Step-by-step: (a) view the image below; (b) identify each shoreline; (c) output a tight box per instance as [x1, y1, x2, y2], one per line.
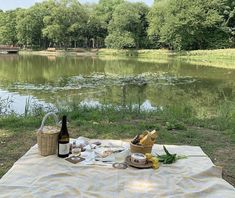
[19, 50, 97, 57]
[18, 48, 235, 69]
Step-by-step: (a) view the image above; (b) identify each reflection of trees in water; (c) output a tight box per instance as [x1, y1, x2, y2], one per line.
[4, 78, 235, 117]
[0, 55, 235, 116]
[0, 56, 106, 83]
[146, 80, 235, 118]
[1, 55, 235, 83]
[122, 84, 127, 107]
[121, 83, 147, 109]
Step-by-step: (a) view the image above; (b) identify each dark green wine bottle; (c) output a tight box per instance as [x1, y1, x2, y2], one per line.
[58, 115, 70, 158]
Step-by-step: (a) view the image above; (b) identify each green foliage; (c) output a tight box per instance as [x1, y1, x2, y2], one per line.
[84, 4, 107, 48]
[105, 2, 149, 49]
[105, 31, 136, 49]
[16, 2, 51, 47]
[165, 121, 187, 131]
[224, 0, 235, 46]
[42, 0, 87, 47]
[0, 0, 234, 50]
[91, 0, 125, 47]
[148, 0, 231, 50]
[0, 10, 18, 45]
[95, 0, 124, 25]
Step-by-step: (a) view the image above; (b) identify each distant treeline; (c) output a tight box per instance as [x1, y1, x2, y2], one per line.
[0, 0, 234, 50]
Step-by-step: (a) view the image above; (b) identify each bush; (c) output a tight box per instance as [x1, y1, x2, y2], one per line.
[105, 31, 135, 49]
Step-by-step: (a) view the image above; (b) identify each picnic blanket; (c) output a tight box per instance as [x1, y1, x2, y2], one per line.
[0, 139, 234, 198]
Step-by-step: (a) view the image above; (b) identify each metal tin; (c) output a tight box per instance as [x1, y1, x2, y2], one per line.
[112, 163, 128, 169]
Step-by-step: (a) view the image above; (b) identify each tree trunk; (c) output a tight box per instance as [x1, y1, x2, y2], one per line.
[92, 38, 95, 48]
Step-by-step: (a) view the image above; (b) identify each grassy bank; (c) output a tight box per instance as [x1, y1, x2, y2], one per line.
[19, 48, 97, 57]
[97, 49, 170, 58]
[18, 48, 235, 69]
[97, 48, 235, 69]
[0, 103, 235, 186]
[179, 49, 235, 69]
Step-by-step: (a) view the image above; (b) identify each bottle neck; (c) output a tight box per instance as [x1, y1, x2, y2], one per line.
[62, 116, 67, 127]
[61, 116, 68, 133]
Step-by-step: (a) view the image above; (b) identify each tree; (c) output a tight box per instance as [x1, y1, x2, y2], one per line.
[148, 0, 229, 50]
[0, 0, 233, 50]
[94, 0, 125, 45]
[105, 2, 149, 49]
[16, 2, 52, 48]
[67, 0, 89, 48]
[95, 0, 124, 25]
[84, 7, 107, 48]
[42, 0, 89, 48]
[105, 31, 135, 49]
[224, 0, 235, 46]
[42, 0, 71, 47]
[0, 10, 18, 45]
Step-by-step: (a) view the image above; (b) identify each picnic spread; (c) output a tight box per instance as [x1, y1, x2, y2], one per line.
[0, 113, 235, 197]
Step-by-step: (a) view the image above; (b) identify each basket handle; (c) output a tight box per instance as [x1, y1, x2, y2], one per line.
[38, 112, 60, 132]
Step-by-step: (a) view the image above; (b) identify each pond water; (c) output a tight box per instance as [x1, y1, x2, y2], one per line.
[0, 54, 235, 116]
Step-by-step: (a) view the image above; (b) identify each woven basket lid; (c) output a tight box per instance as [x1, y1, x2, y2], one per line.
[39, 126, 59, 134]
[38, 112, 60, 134]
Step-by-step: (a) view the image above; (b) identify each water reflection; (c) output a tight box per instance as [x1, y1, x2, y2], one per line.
[0, 54, 234, 115]
[77, 99, 157, 112]
[0, 89, 53, 114]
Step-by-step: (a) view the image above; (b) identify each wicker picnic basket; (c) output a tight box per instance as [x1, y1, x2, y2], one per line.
[130, 142, 153, 154]
[37, 112, 60, 156]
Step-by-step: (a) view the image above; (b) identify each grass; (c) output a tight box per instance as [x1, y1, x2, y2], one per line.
[19, 48, 235, 68]
[0, 103, 235, 186]
[19, 48, 97, 57]
[178, 49, 235, 69]
[97, 48, 170, 59]
[97, 48, 235, 69]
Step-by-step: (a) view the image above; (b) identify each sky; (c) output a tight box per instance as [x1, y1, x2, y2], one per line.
[0, 0, 154, 11]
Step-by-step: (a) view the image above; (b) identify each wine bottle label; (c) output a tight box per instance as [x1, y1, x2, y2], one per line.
[59, 143, 70, 155]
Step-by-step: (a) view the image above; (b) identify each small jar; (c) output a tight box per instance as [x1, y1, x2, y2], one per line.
[131, 153, 147, 165]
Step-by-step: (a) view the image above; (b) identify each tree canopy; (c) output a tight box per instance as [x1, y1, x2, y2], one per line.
[0, 0, 234, 50]
[148, 0, 231, 50]
[105, 2, 149, 49]
[0, 10, 17, 45]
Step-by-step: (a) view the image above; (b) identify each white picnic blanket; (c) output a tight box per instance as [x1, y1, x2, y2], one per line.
[0, 139, 234, 198]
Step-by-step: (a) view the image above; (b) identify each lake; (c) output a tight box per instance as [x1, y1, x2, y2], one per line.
[0, 54, 235, 117]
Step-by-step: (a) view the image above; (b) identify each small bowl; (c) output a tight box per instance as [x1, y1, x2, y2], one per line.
[130, 142, 153, 154]
[131, 153, 146, 165]
[126, 156, 152, 169]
